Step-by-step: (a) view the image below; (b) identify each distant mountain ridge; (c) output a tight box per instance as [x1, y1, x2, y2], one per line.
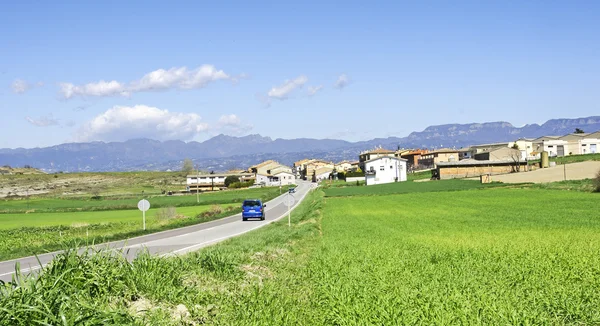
[1, 116, 599, 172]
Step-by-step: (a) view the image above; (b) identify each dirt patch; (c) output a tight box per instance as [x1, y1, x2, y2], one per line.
[477, 161, 600, 184]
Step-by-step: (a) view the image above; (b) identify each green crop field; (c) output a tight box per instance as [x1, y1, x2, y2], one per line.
[0, 187, 280, 213]
[324, 178, 507, 197]
[2, 182, 599, 324]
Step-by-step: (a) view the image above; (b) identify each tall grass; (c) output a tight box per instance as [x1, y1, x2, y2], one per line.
[3, 187, 600, 324]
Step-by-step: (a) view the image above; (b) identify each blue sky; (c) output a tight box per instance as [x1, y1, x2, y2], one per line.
[1, 1, 599, 148]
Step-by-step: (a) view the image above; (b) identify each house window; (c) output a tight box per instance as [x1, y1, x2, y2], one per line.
[380, 166, 385, 171]
[390, 166, 393, 169]
[582, 144, 587, 146]
[548, 145, 554, 148]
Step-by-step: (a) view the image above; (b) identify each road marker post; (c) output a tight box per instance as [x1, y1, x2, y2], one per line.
[287, 191, 295, 227]
[138, 199, 151, 230]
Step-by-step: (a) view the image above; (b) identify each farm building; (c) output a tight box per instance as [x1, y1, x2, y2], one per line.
[364, 156, 407, 186]
[473, 147, 522, 161]
[418, 148, 459, 168]
[435, 159, 527, 180]
[187, 172, 255, 191]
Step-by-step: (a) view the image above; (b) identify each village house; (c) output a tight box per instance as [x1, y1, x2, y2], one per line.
[358, 148, 395, 171]
[418, 148, 460, 168]
[293, 159, 311, 178]
[364, 156, 407, 186]
[303, 160, 334, 180]
[513, 138, 535, 159]
[314, 166, 334, 181]
[334, 160, 353, 172]
[399, 149, 429, 171]
[187, 172, 255, 191]
[532, 136, 567, 157]
[580, 131, 600, 154]
[251, 160, 296, 186]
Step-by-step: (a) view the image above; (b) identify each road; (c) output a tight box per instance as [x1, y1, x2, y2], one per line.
[0, 181, 315, 282]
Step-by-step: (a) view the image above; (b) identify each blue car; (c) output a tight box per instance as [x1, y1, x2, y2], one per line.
[242, 199, 266, 221]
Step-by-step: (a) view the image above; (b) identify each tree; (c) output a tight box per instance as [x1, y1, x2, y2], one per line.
[511, 143, 519, 150]
[574, 128, 585, 134]
[182, 159, 194, 174]
[224, 176, 240, 187]
[311, 170, 317, 183]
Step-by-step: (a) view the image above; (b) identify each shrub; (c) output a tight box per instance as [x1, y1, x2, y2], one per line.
[156, 206, 177, 221]
[225, 176, 240, 187]
[594, 169, 600, 193]
[229, 181, 254, 189]
[346, 171, 365, 178]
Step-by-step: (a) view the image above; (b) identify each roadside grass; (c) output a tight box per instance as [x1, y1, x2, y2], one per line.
[0, 204, 238, 230]
[324, 179, 506, 197]
[0, 187, 280, 214]
[0, 204, 241, 261]
[3, 186, 600, 324]
[0, 190, 324, 325]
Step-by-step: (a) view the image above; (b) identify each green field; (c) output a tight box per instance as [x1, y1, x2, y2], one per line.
[324, 178, 506, 197]
[0, 187, 281, 214]
[0, 204, 238, 229]
[3, 181, 600, 324]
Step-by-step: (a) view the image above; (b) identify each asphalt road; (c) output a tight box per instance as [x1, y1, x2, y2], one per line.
[0, 181, 315, 283]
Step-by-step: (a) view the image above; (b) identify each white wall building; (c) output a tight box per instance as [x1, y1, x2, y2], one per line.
[187, 173, 254, 190]
[364, 156, 407, 186]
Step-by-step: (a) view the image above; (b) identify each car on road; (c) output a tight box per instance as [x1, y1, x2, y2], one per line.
[242, 199, 266, 221]
[288, 187, 296, 193]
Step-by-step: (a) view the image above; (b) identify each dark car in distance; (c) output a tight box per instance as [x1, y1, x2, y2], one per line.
[242, 199, 266, 221]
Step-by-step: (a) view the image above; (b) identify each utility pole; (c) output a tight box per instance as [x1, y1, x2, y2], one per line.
[564, 163, 566, 181]
[196, 165, 200, 203]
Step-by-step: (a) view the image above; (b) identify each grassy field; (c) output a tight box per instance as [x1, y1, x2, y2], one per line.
[3, 180, 600, 324]
[0, 204, 238, 229]
[0, 186, 281, 260]
[0, 187, 280, 213]
[324, 178, 506, 197]
[528, 152, 600, 165]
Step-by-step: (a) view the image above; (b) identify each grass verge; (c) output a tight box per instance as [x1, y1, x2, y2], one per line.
[3, 185, 600, 324]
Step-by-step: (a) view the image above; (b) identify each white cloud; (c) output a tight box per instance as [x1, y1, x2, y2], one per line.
[74, 105, 209, 142]
[12, 79, 43, 94]
[267, 75, 308, 100]
[59, 80, 128, 99]
[216, 114, 253, 135]
[307, 85, 323, 96]
[218, 114, 241, 126]
[61, 65, 235, 99]
[334, 74, 350, 89]
[25, 114, 59, 127]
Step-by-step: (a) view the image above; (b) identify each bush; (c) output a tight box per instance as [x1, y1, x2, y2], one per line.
[346, 171, 365, 178]
[224, 176, 240, 187]
[594, 169, 600, 193]
[229, 181, 254, 189]
[337, 171, 346, 181]
[156, 207, 177, 221]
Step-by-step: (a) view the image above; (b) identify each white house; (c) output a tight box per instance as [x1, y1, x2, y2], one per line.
[364, 156, 407, 186]
[255, 164, 296, 186]
[580, 131, 600, 154]
[187, 172, 254, 191]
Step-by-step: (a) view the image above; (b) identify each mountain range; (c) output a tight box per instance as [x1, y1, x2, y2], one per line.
[1, 116, 599, 173]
